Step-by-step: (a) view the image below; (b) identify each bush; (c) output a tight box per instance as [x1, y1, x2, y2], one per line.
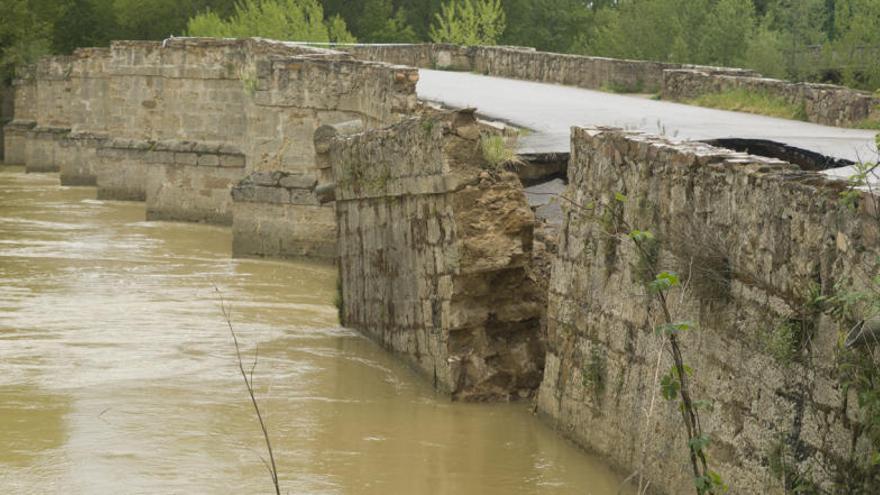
[429, 0, 506, 45]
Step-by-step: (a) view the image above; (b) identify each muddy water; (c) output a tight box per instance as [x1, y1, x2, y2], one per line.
[0, 166, 628, 494]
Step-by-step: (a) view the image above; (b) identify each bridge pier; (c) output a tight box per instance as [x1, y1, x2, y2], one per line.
[58, 132, 108, 186]
[144, 142, 246, 225]
[24, 127, 68, 173]
[3, 120, 35, 165]
[231, 171, 336, 260]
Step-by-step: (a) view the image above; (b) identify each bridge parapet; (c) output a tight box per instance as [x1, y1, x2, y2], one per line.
[343, 43, 757, 93]
[539, 126, 880, 494]
[663, 68, 880, 127]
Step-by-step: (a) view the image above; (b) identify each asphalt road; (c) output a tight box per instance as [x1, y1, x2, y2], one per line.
[417, 69, 879, 172]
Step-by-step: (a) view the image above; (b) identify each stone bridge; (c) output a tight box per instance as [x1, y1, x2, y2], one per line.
[3, 39, 880, 494]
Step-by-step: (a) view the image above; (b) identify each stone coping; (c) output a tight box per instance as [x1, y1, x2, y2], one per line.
[665, 68, 878, 97]
[66, 130, 110, 140]
[574, 126, 861, 198]
[97, 139, 246, 168]
[4, 119, 36, 131]
[28, 126, 71, 136]
[232, 171, 321, 205]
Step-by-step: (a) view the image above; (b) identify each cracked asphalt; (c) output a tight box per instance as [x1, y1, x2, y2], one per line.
[417, 69, 879, 176]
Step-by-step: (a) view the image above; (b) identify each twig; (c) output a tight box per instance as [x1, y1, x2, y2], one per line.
[215, 287, 281, 495]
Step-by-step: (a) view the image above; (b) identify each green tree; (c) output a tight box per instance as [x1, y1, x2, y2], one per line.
[0, 0, 61, 81]
[356, 0, 418, 42]
[52, 0, 117, 54]
[744, 17, 788, 78]
[187, 0, 354, 42]
[765, 0, 830, 80]
[112, 0, 226, 40]
[578, 0, 708, 63]
[429, 0, 505, 45]
[699, 0, 756, 66]
[503, 0, 594, 53]
[327, 14, 357, 43]
[833, 0, 880, 89]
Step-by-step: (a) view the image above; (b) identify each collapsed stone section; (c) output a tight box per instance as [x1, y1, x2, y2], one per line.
[332, 110, 545, 401]
[538, 127, 880, 493]
[663, 68, 880, 127]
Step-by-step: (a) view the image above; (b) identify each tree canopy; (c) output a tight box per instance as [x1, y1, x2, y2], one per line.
[186, 0, 352, 42]
[2, 0, 879, 90]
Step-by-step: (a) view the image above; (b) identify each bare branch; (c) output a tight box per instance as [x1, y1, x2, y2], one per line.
[215, 286, 281, 495]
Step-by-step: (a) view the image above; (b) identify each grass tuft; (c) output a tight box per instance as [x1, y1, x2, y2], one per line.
[854, 119, 880, 130]
[480, 135, 524, 171]
[685, 89, 807, 121]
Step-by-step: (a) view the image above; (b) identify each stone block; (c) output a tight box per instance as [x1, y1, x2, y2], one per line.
[279, 174, 317, 190]
[197, 154, 220, 167]
[174, 152, 198, 166]
[219, 154, 245, 168]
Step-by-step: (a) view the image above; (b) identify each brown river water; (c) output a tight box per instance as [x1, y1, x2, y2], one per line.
[0, 165, 629, 494]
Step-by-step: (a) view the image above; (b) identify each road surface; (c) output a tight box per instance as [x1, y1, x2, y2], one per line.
[417, 69, 878, 169]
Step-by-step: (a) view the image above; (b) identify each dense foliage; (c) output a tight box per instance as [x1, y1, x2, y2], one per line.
[2, 0, 880, 89]
[186, 0, 355, 43]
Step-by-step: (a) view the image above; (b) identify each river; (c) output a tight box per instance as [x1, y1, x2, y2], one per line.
[0, 165, 629, 494]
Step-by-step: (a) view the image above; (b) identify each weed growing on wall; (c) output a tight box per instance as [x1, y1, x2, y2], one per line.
[766, 434, 821, 494]
[582, 347, 607, 403]
[818, 133, 880, 492]
[239, 66, 259, 96]
[561, 190, 727, 495]
[479, 134, 523, 172]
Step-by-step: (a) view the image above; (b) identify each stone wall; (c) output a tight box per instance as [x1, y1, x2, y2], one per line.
[3, 67, 37, 165]
[25, 126, 69, 173]
[663, 69, 880, 127]
[225, 43, 418, 253]
[345, 44, 757, 93]
[231, 170, 334, 259]
[9, 37, 417, 237]
[332, 110, 545, 400]
[95, 139, 151, 201]
[538, 127, 880, 493]
[230, 120, 362, 261]
[0, 84, 14, 161]
[21, 56, 73, 173]
[58, 131, 108, 186]
[144, 141, 246, 224]
[98, 38, 416, 229]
